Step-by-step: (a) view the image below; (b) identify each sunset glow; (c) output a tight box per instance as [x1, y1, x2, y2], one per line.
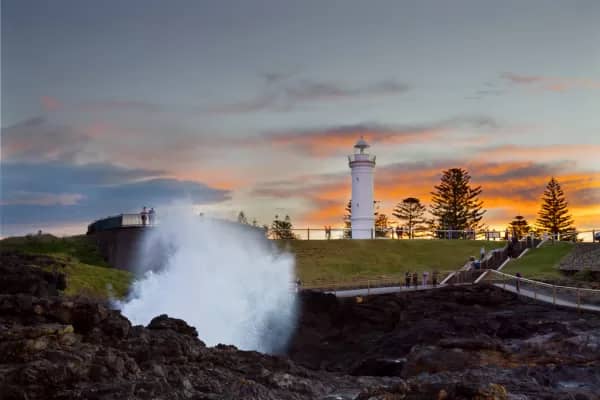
[1, 1, 598, 236]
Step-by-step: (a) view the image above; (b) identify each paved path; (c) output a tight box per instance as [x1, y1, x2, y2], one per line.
[327, 284, 447, 298]
[493, 283, 600, 312]
[321, 281, 600, 313]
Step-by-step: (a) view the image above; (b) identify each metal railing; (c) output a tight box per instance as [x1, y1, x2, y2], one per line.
[87, 214, 600, 243]
[478, 269, 600, 311]
[299, 271, 454, 292]
[269, 228, 600, 242]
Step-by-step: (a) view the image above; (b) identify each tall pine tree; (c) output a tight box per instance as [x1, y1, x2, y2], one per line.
[430, 168, 486, 237]
[536, 177, 574, 235]
[507, 215, 530, 240]
[393, 197, 427, 239]
[270, 214, 297, 239]
[343, 200, 352, 238]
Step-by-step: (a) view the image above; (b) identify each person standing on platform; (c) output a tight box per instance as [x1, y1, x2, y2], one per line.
[140, 206, 148, 226]
[405, 271, 411, 288]
[396, 226, 402, 240]
[412, 272, 418, 288]
[422, 271, 429, 286]
[148, 207, 156, 225]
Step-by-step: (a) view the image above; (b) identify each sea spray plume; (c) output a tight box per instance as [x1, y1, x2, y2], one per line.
[118, 210, 297, 353]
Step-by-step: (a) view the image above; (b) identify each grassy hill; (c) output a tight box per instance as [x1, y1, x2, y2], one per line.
[0, 234, 132, 299]
[281, 239, 506, 287]
[2, 233, 509, 294]
[501, 242, 574, 280]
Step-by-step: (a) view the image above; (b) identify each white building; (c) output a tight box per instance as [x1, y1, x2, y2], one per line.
[348, 137, 376, 239]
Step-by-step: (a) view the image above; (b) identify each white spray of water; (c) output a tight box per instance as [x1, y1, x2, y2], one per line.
[118, 209, 297, 353]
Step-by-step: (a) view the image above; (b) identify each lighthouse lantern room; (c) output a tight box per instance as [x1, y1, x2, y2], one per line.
[348, 137, 376, 239]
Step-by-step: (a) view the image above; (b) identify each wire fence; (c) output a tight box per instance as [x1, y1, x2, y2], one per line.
[88, 214, 600, 243]
[271, 228, 600, 242]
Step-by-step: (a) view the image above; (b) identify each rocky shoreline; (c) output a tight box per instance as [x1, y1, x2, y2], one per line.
[1, 251, 599, 399]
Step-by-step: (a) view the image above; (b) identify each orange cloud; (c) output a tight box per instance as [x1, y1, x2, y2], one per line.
[268, 127, 444, 157]
[263, 116, 498, 157]
[475, 144, 600, 163]
[255, 159, 600, 230]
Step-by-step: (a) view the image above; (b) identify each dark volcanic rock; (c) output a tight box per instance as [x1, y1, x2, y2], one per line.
[0, 253, 403, 400]
[2, 251, 600, 399]
[289, 286, 600, 398]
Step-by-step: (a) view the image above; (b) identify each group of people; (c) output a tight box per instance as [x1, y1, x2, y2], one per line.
[140, 206, 156, 226]
[404, 271, 439, 288]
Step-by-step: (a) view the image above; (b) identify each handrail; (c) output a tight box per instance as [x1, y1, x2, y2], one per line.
[485, 269, 600, 294]
[301, 272, 453, 291]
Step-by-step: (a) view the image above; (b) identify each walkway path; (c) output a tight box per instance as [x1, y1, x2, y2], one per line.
[327, 284, 448, 298]
[315, 271, 600, 313]
[493, 283, 600, 312]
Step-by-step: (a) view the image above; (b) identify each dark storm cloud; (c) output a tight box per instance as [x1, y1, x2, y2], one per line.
[1, 117, 90, 162]
[0, 161, 231, 227]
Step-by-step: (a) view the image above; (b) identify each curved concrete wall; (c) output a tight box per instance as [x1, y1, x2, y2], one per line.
[88, 227, 148, 271]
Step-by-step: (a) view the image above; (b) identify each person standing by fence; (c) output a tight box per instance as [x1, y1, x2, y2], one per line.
[140, 206, 148, 226]
[405, 271, 411, 288]
[148, 207, 156, 225]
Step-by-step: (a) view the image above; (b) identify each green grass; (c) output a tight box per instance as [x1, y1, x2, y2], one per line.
[1, 234, 132, 299]
[502, 242, 574, 280]
[0, 234, 109, 266]
[279, 239, 506, 286]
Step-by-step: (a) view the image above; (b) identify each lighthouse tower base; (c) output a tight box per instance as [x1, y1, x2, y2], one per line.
[351, 217, 374, 239]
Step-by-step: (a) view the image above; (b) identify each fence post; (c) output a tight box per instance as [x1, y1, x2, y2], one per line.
[533, 284, 537, 300]
[307, 227, 310, 240]
[371, 228, 374, 239]
[594, 230, 596, 243]
[367, 280, 370, 296]
[503, 273, 506, 290]
[577, 289, 581, 313]
[553, 286, 556, 306]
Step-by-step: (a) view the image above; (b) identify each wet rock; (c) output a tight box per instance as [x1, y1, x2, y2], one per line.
[147, 313, 199, 337]
[2, 252, 600, 399]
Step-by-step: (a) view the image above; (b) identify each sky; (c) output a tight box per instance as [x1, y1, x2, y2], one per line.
[1, 0, 599, 237]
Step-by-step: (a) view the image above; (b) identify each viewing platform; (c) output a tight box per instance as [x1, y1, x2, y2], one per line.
[87, 214, 154, 234]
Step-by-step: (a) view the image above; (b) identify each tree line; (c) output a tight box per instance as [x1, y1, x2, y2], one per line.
[346, 168, 575, 239]
[235, 168, 576, 240]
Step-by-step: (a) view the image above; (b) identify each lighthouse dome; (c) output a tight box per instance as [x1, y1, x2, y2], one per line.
[354, 137, 370, 153]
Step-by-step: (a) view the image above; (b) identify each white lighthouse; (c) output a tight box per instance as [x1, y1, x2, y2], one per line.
[348, 137, 376, 239]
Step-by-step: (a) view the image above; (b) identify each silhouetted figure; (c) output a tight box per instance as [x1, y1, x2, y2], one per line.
[140, 206, 148, 226]
[412, 272, 418, 288]
[148, 207, 156, 225]
[405, 271, 411, 288]
[396, 226, 402, 240]
[432, 271, 438, 287]
[515, 272, 522, 292]
[422, 271, 429, 286]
